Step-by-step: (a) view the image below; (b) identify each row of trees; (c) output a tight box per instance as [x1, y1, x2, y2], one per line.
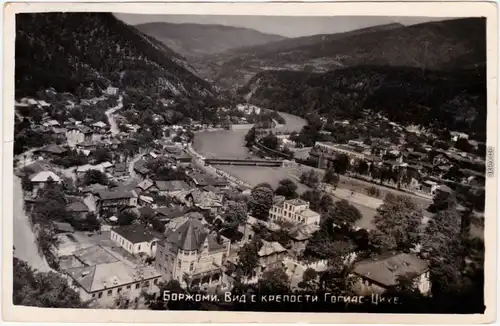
[13, 257, 88, 308]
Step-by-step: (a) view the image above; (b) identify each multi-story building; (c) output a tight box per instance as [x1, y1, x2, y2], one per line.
[351, 252, 431, 296]
[269, 198, 320, 226]
[63, 245, 161, 308]
[155, 212, 231, 289]
[96, 189, 138, 214]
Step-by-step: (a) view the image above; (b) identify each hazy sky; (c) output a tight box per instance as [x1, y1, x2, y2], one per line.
[114, 13, 450, 37]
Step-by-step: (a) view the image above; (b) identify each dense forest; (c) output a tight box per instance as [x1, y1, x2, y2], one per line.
[240, 65, 487, 140]
[205, 18, 486, 88]
[15, 13, 215, 101]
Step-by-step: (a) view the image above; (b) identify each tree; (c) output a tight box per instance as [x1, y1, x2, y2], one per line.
[371, 194, 422, 252]
[275, 178, 298, 199]
[355, 160, 369, 175]
[237, 238, 261, 277]
[258, 266, 290, 294]
[13, 257, 88, 308]
[83, 169, 108, 186]
[300, 189, 334, 214]
[260, 133, 279, 150]
[420, 206, 473, 305]
[223, 200, 248, 229]
[244, 127, 256, 147]
[298, 268, 319, 292]
[117, 210, 137, 226]
[326, 199, 362, 229]
[323, 167, 339, 188]
[73, 212, 101, 231]
[93, 147, 112, 164]
[300, 169, 319, 188]
[333, 154, 350, 174]
[428, 190, 457, 213]
[249, 184, 274, 220]
[21, 173, 33, 192]
[422, 207, 461, 262]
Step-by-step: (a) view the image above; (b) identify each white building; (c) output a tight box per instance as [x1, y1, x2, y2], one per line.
[64, 252, 161, 308]
[110, 224, 159, 257]
[29, 171, 62, 194]
[269, 198, 320, 226]
[155, 212, 231, 289]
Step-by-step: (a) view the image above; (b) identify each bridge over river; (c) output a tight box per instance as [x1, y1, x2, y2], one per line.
[205, 158, 284, 167]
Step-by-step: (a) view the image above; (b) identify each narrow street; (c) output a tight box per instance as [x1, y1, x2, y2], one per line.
[105, 95, 123, 136]
[13, 175, 52, 272]
[127, 153, 144, 182]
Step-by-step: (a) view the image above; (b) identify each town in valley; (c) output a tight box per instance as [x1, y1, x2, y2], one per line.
[12, 12, 487, 314]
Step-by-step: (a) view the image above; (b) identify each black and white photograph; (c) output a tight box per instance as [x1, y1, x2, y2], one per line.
[3, 1, 497, 323]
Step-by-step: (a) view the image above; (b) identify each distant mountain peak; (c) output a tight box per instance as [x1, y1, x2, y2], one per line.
[135, 21, 287, 58]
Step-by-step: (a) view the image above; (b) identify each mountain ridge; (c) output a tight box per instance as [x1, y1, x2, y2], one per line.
[195, 18, 486, 89]
[135, 22, 287, 59]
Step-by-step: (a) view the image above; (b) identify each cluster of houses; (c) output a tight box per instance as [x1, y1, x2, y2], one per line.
[310, 137, 485, 196]
[19, 133, 432, 309]
[17, 93, 432, 309]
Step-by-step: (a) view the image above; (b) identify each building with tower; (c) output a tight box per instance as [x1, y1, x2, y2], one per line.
[154, 212, 231, 289]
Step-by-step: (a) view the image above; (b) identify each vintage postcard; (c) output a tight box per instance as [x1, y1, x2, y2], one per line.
[2, 1, 498, 324]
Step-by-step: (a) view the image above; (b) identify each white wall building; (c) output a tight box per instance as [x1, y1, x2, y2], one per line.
[110, 224, 159, 257]
[269, 198, 320, 226]
[65, 260, 161, 308]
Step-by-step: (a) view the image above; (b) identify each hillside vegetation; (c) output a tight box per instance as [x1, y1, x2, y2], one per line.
[241, 65, 486, 140]
[201, 18, 486, 88]
[135, 22, 286, 59]
[15, 13, 214, 100]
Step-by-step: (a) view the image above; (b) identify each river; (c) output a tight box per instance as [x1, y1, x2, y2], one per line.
[192, 111, 307, 159]
[13, 176, 52, 272]
[192, 110, 309, 191]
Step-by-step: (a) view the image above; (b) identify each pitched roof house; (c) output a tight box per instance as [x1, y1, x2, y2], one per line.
[352, 253, 430, 295]
[30, 171, 61, 183]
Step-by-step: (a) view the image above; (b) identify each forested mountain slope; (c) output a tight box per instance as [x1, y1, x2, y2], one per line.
[135, 22, 287, 59]
[241, 65, 486, 140]
[15, 13, 215, 100]
[203, 18, 486, 88]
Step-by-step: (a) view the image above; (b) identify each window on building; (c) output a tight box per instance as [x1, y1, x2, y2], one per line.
[178, 260, 181, 268]
[107, 290, 112, 296]
[92, 293, 96, 298]
[190, 262, 194, 271]
[98, 292, 103, 298]
[144, 281, 150, 287]
[135, 283, 140, 289]
[154, 279, 158, 285]
[138, 244, 141, 250]
[126, 285, 131, 289]
[117, 287, 122, 293]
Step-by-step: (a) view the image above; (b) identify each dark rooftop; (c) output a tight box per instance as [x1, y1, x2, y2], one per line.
[97, 189, 137, 200]
[112, 224, 156, 244]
